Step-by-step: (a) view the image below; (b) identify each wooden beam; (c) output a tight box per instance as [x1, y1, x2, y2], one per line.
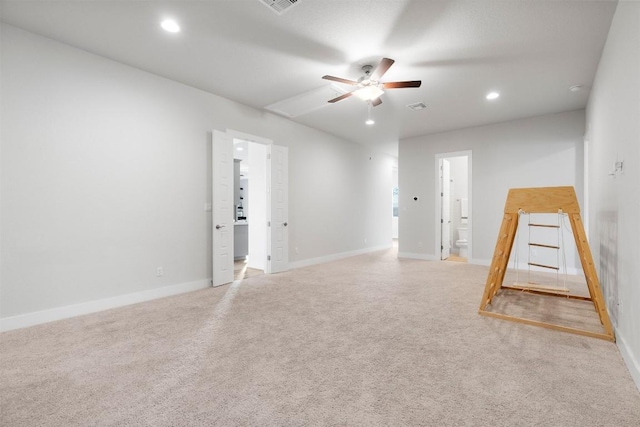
[502, 285, 592, 301]
[478, 310, 615, 342]
[479, 213, 518, 310]
[479, 186, 615, 342]
[568, 213, 615, 339]
[504, 186, 580, 214]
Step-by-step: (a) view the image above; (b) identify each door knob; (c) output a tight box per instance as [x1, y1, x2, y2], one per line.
[216, 224, 225, 230]
[283, 222, 288, 227]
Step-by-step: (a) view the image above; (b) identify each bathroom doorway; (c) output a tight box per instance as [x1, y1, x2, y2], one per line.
[392, 166, 399, 243]
[232, 138, 268, 280]
[435, 151, 472, 262]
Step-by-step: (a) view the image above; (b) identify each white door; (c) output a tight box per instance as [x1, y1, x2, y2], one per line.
[212, 130, 234, 286]
[441, 159, 451, 260]
[266, 144, 289, 274]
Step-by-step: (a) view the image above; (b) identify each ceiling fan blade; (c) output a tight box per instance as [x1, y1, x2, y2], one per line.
[382, 80, 422, 89]
[328, 92, 353, 103]
[322, 75, 359, 85]
[371, 97, 382, 107]
[372, 58, 395, 80]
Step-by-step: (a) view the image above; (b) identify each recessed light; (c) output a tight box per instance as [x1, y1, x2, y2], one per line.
[365, 119, 375, 125]
[161, 19, 180, 33]
[486, 92, 500, 100]
[236, 147, 244, 151]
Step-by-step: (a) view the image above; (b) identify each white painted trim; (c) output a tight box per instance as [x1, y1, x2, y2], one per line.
[289, 245, 392, 270]
[398, 252, 439, 261]
[617, 328, 640, 393]
[583, 136, 590, 237]
[0, 279, 211, 332]
[225, 129, 273, 146]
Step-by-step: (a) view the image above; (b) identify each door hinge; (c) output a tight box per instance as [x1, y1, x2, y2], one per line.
[441, 219, 444, 223]
[267, 221, 271, 227]
[267, 255, 271, 261]
[441, 192, 443, 196]
[267, 153, 271, 160]
[441, 245, 444, 250]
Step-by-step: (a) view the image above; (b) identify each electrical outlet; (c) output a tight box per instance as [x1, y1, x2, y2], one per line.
[364, 238, 368, 244]
[531, 249, 538, 257]
[204, 203, 212, 212]
[156, 267, 163, 277]
[295, 247, 299, 255]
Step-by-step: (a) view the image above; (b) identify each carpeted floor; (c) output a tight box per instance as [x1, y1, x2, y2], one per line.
[1, 247, 639, 426]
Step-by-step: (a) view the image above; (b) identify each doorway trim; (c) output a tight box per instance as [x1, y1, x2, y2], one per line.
[434, 150, 473, 261]
[213, 128, 289, 286]
[226, 129, 273, 146]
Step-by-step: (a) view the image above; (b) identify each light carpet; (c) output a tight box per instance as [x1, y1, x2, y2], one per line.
[1, 247, 639, 426]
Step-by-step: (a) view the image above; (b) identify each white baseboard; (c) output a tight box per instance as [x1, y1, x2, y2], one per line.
[289, 245, 392, 270]
[617, 328, 640, 393]
[397, 252, 439, 261]
[0, 279, 211, 332]
[469, 258, 582, 275]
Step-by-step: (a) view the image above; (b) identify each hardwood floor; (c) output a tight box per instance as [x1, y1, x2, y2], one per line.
[234, 259, 264, 280]
[446, 254, 467, 263]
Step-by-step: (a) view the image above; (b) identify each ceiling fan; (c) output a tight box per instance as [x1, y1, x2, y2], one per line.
[322, 58, 421, 107]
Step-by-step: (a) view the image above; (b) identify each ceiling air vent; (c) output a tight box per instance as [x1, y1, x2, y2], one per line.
[260, 0, 300, 15]
[407, 102, 427, 111]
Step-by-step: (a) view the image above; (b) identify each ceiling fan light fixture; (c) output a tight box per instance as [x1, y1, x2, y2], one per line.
[354, 85, 384, 101]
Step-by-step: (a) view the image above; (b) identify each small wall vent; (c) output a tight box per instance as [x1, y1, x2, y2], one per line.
[260, 0, 300, 15]
[407, 102, 427, 111]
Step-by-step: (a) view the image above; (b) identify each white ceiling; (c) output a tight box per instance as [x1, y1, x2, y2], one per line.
[0, 0, 617, 156]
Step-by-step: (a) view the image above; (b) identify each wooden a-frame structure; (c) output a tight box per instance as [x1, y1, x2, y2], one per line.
[478, 186, 615, 342]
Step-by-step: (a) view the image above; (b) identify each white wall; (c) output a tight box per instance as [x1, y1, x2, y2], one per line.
[0, 25, 393, 325]
[398, 110, 585, 269]
[585, 1, 640, 389]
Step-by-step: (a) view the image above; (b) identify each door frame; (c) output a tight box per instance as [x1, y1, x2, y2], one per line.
[440, 158, 451, 260]
[434, 150, 473, 261]
[212, 129, 289, 284]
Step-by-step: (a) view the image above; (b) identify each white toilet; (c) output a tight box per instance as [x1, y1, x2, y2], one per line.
[456, 198, 469, 258]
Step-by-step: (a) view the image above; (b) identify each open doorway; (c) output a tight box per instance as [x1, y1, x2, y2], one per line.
[435, 151, 472, 262]
[232, 139, 267, 280]
[392, 166, 398, 245]
[212, 129, 289, 287]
